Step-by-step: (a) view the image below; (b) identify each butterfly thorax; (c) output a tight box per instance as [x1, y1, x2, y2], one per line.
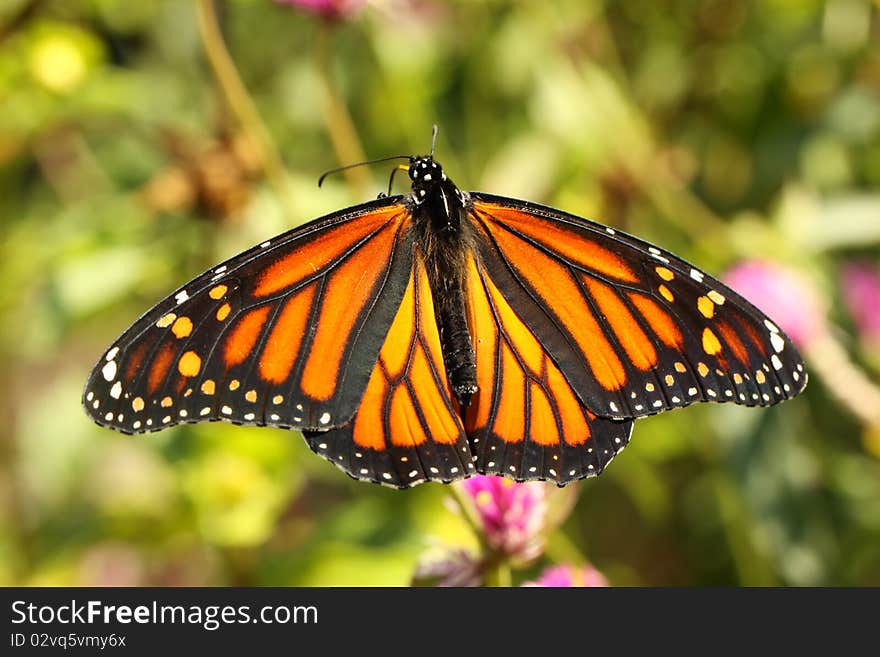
[408, 156, 478, 407]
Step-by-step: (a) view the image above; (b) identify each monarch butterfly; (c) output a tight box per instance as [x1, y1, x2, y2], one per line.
[83, 134, 807, 488]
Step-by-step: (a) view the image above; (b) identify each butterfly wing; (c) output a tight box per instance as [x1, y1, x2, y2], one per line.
[303, 252, 474, 488]
[83, 197, 415, 434]
[464, 254, 633, 484]
[468, 194, 807, 421]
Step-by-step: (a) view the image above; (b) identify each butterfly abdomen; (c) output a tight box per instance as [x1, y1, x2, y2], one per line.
[409, 157, 478, 407]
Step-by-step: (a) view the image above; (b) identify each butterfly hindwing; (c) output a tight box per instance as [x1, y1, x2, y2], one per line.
[83, 197, 415, 434]
[469, 194, 807, 420]
[304, 252, 474, 488]
[464, 255, 634, 484]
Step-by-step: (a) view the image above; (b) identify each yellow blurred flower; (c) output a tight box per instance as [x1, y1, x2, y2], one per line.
[181, 452, 289, 547]
[27, 24, 102, 94]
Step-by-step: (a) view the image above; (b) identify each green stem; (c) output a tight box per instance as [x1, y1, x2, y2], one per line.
[315, 22, 370, 198]
[448, 484, 490, 552]
[484, 557, 512, 588]
[195, 0, 294, 214]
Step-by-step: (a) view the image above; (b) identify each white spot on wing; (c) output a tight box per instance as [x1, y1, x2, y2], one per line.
[101, 360, 117, 382]
[106, 347, 119, 361]
[110, 381, 122, 399]
[320, 412, 331, 425]
[770, 333, 785, 353]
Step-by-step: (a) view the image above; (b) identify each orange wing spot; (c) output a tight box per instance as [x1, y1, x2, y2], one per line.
[147, 342, 175, 394]
[756, 370, 766, 384]
[702, 328, 722, 355]
[352, 372, 387, 450]
[300, 220, 402, 401]
[245, 390, 257, 402]
[216, 303, 231, 321]
[658, 284, 674, 302]
[132, 397, 145, 412]
[629, 293, 684, 349]
[546, 364, 590, 445]
[389, 385, 427, 447]
[209, 284, 228, 300]
[528, 382, 561, 446]
[716, 320, 750, 366]
[124, 341, 149, 382]
[258, 284, 316, 384]
[697, 296, 715, 319]
[223, 306, 271, 368]
[583, 275, 657, 371]
[476, 203, 638, 282]
[655, 266, 675, 281]
[160, 396, 173, 408]
[698, 362, 710, 377]
[487, 226, 626, 390]
[253, 206, 403, 297]
[178, 350, 202, 377]
[410, 344, 459, 444]
[491, 344, 526, 444]
[674, 361, 687, 373]
[201, 380, 215, 395]
[171, 316, 193, 339]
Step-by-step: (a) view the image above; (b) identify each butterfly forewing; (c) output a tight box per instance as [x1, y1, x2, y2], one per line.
[83, 198, 414, 434]
[469, 194, 807, 420]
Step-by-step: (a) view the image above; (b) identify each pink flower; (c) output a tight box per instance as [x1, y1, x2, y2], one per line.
[523, 564, 608, 587]
[723, 260, 826, 348]
[840, 262, 880, 345]
[274, 0, 366, 19]
[459, 475, 547, 560]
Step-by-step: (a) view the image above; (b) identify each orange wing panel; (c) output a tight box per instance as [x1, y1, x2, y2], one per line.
[464, 255, 633, 483]
[303, 254, 473, 488]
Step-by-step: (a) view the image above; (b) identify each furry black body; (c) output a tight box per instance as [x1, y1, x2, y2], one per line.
[407, 156, 478, 407]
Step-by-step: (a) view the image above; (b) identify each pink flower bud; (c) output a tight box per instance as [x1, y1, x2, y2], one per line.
[523, 563, 608, 587]
[840, 262, 880, 346]
[458, 475, 547, 560]
[723, 260, 826, 348]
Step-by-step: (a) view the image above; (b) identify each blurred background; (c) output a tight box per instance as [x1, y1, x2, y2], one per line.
[1, 0, 879, 586]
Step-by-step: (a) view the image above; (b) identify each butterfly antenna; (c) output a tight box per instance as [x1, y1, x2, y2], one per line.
[317, 155, 412, 188]
[430, 124, 439, 157]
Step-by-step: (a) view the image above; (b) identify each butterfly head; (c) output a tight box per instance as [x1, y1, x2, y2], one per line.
[408, 156, 447, 199]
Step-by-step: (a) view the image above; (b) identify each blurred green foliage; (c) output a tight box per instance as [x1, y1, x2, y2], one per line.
[0, 0, 878, 586]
